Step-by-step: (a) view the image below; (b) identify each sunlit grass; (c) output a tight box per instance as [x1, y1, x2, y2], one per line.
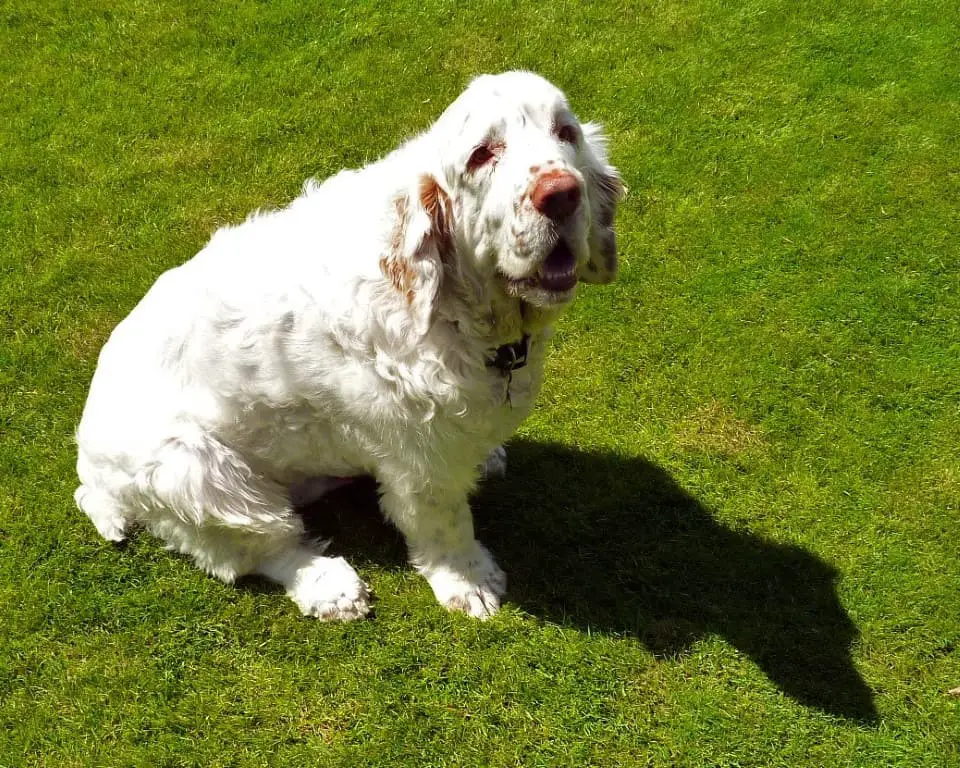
[2, 0, 958, 765]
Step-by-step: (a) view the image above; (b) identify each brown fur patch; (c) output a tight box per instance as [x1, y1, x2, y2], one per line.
[418, 175, 445, 221]
[380, 255, 415, 294]
[418, 174, 454, 261]
[380, 176, 455, 308]
[381, 194, 417, 295]
[390, 195, 408, 256]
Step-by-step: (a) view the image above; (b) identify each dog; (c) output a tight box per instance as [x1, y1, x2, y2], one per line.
[75, 71, 623, 620]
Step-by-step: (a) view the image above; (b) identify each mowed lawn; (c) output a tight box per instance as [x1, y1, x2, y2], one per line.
[2, 0, 958, 765]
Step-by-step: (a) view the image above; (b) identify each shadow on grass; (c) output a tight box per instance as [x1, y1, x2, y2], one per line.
[299, 439, 876, 722]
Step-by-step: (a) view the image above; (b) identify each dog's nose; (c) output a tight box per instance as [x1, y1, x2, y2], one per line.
[531, 171, 582, 222]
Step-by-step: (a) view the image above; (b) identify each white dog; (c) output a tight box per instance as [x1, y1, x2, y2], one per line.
[75, 71, 622, 620]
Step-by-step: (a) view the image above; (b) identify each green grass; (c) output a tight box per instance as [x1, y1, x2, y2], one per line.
[2, 0, 959, 764]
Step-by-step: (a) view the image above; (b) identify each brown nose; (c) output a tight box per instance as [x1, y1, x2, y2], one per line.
[531, 171, 582, 222]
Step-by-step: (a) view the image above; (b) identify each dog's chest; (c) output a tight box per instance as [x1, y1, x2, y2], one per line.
[235, 345, 541, 481]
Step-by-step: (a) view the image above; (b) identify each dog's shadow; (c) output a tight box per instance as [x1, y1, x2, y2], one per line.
[299, 439, 877, 722]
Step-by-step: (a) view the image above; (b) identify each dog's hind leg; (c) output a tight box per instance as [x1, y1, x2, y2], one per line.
[75, 448, 134, 542]
[128, 428, 370, 619]
[124, 429, 301, 582]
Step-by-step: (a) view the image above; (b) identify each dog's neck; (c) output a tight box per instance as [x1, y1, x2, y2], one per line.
[437, 270, 562, 349]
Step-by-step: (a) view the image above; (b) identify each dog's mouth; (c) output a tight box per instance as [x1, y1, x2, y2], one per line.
[501, 239, 578, 296]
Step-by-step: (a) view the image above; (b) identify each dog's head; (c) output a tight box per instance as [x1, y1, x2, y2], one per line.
[384, 72, 623, 333]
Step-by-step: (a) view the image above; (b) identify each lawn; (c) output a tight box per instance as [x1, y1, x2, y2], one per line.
[1, 0, 958, 765]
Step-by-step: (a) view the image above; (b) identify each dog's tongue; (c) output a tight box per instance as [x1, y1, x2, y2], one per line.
[540, 241, 577, 292]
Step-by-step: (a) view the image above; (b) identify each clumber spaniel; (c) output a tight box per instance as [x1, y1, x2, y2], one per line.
[75, 72, 623, 620]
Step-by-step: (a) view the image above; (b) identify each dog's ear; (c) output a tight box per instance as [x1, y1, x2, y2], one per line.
[381, 174, 454, 335]
[580, 123, 625, 285]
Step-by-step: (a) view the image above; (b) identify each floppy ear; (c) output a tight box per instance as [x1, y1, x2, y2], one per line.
[380, 174, 454, 335]
[580, 122, 625, 285]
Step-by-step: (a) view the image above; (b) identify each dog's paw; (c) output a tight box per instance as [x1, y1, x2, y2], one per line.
[424, 543, 507, 619]
[480, 445, 508, 479]
[288, 556, 372, 621]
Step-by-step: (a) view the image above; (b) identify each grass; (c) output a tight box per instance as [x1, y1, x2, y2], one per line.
[2, 0, 959, 764]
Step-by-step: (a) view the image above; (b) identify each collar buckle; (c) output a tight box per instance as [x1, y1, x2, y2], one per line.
[488, 334, 530, 373]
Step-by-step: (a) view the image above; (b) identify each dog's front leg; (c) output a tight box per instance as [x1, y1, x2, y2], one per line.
[378, 483, 506, 618]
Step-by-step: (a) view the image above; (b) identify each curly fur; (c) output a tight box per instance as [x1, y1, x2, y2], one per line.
[75, 71, 622, 619]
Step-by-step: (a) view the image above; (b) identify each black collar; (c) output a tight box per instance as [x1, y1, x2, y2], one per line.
[488, 334, 530, 373]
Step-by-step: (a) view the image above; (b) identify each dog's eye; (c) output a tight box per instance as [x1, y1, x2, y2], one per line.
[556, 124, 579, 144]
[467, 143, 496, 171]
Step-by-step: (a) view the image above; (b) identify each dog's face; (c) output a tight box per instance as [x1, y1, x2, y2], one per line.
[381, 72, 623, 335]
[433, 72, 623, 308]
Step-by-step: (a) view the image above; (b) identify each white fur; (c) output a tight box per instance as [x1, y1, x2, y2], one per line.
[75, 72, 622, 620]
